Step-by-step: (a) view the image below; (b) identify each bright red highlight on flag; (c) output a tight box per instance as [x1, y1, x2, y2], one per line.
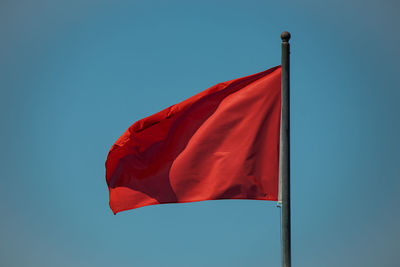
[106, 66, 281, 214]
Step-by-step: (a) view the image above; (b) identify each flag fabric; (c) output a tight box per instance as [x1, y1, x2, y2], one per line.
[106, 66, 281, 214]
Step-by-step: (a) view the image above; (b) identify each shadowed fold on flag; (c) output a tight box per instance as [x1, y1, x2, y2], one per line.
[106, 66, 281, 214]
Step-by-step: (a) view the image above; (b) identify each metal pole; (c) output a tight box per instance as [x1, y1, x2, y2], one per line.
[280, 31, 291, 267]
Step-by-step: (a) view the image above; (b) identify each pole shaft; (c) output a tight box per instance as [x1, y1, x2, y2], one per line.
[280, 31, 291, 267]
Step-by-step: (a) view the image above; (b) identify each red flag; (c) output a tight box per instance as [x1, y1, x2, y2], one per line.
[106, 66, 281, 214]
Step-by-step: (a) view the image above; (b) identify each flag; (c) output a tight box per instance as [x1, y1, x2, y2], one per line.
[106, 66, 281, 214]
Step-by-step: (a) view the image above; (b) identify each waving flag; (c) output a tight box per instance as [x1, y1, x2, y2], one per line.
[106, 66, 281, 214]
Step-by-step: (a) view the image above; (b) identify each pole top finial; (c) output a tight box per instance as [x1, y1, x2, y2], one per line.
[281, 31, 291, 42]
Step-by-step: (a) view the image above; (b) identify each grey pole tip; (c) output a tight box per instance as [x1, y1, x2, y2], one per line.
[281, 31, 291, 42]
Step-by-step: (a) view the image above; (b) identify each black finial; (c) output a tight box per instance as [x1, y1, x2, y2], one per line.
[281, 31, 291, 42]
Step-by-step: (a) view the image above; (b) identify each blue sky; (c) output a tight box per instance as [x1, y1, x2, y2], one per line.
[1, 1, 399, 266]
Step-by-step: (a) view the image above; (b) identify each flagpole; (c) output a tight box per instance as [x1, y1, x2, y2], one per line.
[280, 31, 291, 267]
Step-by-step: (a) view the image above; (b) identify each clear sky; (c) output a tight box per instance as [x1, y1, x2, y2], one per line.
[1, 1, 399, 266]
